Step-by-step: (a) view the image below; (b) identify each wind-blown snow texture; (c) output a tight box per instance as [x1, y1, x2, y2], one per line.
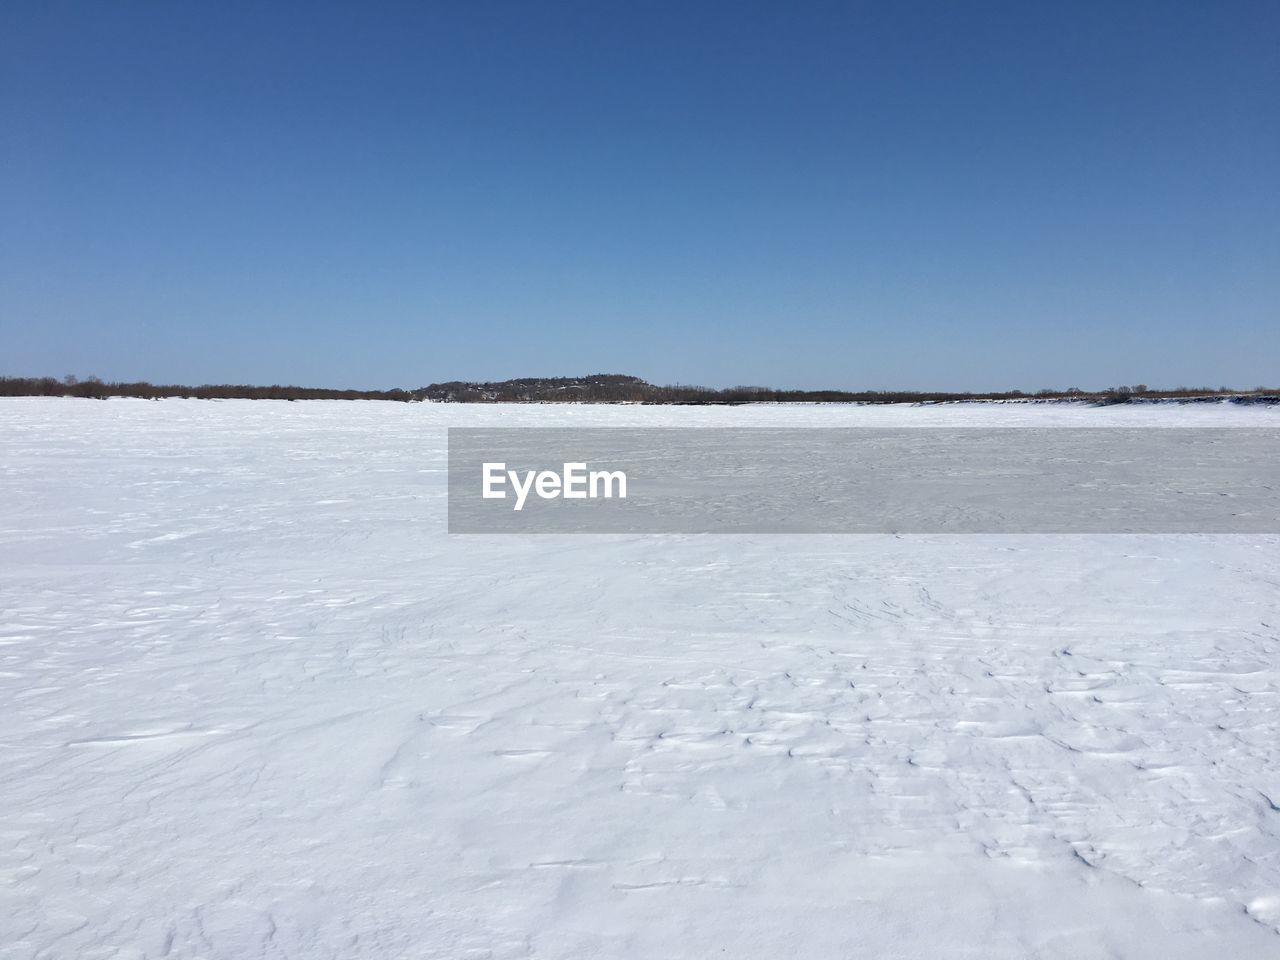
[2, 398, 1279, 959]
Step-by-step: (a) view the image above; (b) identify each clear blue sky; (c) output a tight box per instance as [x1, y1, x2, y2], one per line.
[2, 1, 1276, 391]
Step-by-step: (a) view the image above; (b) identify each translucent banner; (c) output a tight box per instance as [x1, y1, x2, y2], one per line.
[447, 428, 1280, 534]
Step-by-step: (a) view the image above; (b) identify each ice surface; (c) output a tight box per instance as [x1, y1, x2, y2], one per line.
[2, 398, 1279, 959]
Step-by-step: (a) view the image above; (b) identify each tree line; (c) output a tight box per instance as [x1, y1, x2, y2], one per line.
[2, 374, 1276, 405]
[0, 375, 412, 402]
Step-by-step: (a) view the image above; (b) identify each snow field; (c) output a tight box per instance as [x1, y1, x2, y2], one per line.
[1, 398, 1278, 958]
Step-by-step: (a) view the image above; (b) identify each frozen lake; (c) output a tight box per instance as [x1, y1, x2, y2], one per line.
[2, 398, 1279, 958]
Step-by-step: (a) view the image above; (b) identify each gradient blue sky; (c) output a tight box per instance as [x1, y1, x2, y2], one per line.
[2, 1, 1277, 390]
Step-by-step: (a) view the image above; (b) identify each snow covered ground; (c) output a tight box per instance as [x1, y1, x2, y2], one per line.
[2, 397, 1279, 959]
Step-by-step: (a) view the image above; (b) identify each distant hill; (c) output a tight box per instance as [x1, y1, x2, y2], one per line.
[415, 374, 655, 402]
